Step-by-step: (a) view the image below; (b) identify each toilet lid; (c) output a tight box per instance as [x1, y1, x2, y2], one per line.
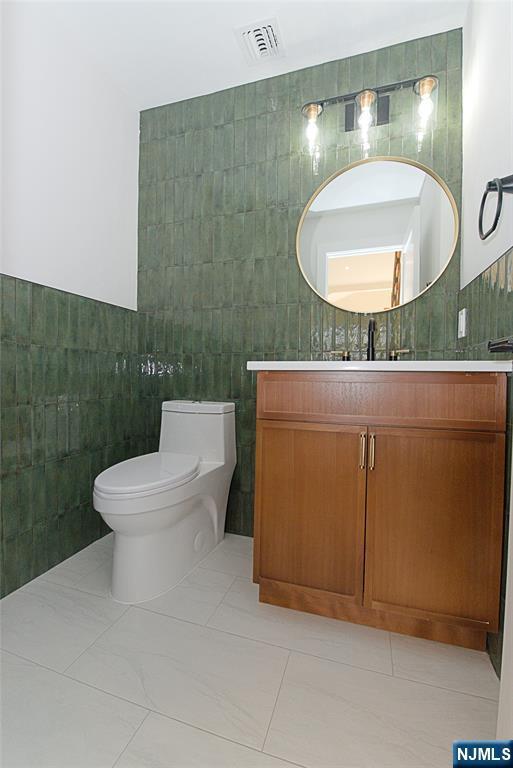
[94, 452, 200, 496]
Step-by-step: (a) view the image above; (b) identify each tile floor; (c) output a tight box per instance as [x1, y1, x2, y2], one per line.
[0, 533, 499, 767]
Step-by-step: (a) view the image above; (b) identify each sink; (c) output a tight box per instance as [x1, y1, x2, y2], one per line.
[246, 361, 512, 372]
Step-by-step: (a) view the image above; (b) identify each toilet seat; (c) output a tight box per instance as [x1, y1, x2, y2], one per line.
[94, 452, 200, 498]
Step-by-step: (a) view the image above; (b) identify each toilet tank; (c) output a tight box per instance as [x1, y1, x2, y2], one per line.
[159, 401, 236, 465]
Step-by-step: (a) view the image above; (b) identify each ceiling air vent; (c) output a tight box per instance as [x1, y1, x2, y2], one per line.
[237, 19, 284, 64]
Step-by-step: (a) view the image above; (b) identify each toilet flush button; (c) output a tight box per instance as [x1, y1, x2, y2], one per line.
[194, 531, 206, 553]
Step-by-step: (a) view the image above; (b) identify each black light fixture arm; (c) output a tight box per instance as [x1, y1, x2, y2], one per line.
[302, 75, 423, 112]
[478, 174, 513, 241]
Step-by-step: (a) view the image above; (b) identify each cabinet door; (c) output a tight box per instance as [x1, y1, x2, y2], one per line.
[255, 420, 367, 604]
[364, 427, 505, 630]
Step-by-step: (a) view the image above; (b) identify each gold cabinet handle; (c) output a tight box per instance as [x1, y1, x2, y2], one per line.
[369, 433, 376, 470]
[359, 432, 367, 469]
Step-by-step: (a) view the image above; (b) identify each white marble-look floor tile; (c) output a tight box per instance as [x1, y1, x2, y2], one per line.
[1, 650, 147, 768]
[198, 534, 253, 579]
[0, 579, 127, 671]
[116, 712, 302, 768]
[139, 567, 235, 625]
[391, 634, 500, 700]
[208, 578, 392, 674]
[67, 606, 289, 750]
[43, 535, 114, 598]
[265, 652, 498, 768]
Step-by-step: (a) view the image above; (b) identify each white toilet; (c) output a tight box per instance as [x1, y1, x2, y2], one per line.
[93, 400, 236, 604]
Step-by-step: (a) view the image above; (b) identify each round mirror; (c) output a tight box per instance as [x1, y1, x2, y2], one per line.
[296, 157, 458, 313]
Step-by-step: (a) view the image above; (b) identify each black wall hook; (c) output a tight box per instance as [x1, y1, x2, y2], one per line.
[478, 174, 513, 240]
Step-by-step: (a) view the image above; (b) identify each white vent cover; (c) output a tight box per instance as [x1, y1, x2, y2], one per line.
[237, 18, 284, 64]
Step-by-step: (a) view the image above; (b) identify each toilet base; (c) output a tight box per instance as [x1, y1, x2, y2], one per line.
[111, 502, 219, 603]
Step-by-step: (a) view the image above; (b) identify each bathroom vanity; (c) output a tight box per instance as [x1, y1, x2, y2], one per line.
[248, 362, 511, 650]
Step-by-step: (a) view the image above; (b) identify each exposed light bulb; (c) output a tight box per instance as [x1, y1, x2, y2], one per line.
[358, 108, 373, 130]
[306, 119, 318, 145]
[301, 102, 323, 174]
[355, 90, 376, 158]
[418, 95, 434, 120]
[414, 76, 438, 152]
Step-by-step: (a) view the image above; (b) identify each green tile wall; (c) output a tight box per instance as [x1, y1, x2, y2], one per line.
[137, 29, 463, 536]
[457, 246, 513, 676]
[0, 275, 153, 597]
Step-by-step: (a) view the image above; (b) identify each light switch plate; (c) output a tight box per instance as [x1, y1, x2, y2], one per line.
[458, 308, 467, 339]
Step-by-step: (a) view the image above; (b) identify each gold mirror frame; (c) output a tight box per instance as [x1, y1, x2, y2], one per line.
[296, 156, 460, 314]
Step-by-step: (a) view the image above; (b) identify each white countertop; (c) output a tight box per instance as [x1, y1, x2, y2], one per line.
[247, 361, 513, 372]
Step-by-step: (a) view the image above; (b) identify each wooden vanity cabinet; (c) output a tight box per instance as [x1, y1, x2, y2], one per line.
[253, 371, 507, 650]
[364, 426, 505, 630]
[255, 420, 367, 604]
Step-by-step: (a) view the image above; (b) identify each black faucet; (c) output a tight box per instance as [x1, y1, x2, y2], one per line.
[366, 318, 376, 361]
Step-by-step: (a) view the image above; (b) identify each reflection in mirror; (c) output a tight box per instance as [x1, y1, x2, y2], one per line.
[297, 159, 458, 313]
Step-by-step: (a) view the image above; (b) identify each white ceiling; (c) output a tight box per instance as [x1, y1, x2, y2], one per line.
[329, 250, 396, 288]
[311, 160, 427, 211]
[37, 0, 468, 111]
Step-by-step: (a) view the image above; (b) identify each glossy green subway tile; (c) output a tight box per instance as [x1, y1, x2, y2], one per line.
[16, 344, 32, 404]
[44, 403, 58, 461]
[1, 275, 16, 340]
[30, 345, 45, 403]
[29, 285, 45, 346]
[31, 405, 45, 466]
[43, 288, 59, 347]
[1, 536, 20, 596]
[17, 404, 33, 468]
[31, 465, 47, 523]
[15, 281, 32, 343]
[1, 341, 16, 407]
[2, 474, 18, 539]
[447, 28, 462, 70]
[17, 466, 33, 534]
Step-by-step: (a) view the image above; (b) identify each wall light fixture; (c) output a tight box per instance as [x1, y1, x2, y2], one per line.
[301, 73, 440, 169]
[414, 75, 438, 151]
[301, 102, 323, 173]
[355, 89, 377, 157]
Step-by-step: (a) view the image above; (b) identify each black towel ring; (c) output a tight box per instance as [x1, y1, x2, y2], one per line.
[478, 174, 513, 240]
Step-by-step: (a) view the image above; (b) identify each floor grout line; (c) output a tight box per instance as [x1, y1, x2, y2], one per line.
[4, 647, 305, 766]
[61, 603, 132, 674]
[262, 650, 291, 754]
[111, 710, 151, 768]
[383, 672, 500, 702]
[2, 542, 500, 708]
[196, 563, 252, 579]
[4, 646, 304, 764]
[202, 618, 397, 679]
[285, 649, 501, 702]
[2, 575, 500, 704]
[111, 708, 308, 768]
[38, 576, 112, 601]
[5, 642, 497, 768]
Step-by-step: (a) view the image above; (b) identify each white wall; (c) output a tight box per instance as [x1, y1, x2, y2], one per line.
[418, 175, 454, 289]
[300, 200, 415, 290]
[461, 0, 513, 287]
[1, 2, 140, 310]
